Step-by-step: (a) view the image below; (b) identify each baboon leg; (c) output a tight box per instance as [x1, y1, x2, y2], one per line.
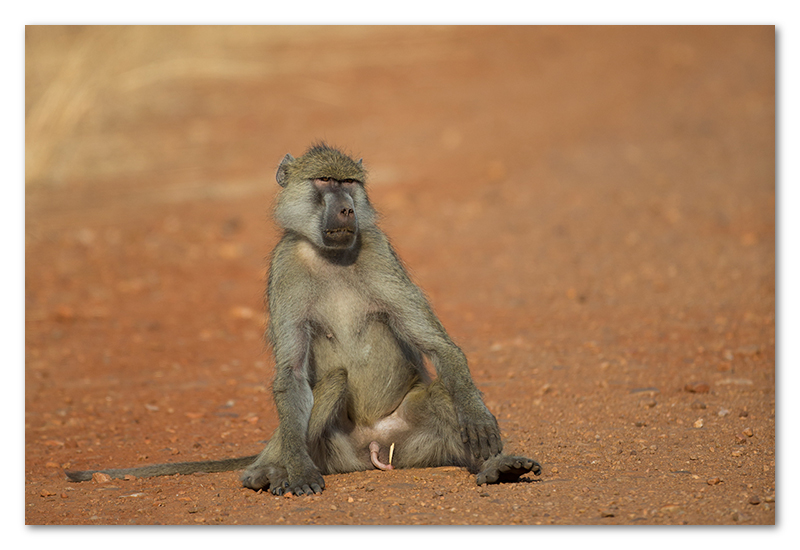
[392, 381, 471, 470]
[307, 368, 350, 442]
[396, 380, 541, 484]
[308, 368, 365, 474]
[241, 367, 355, 492]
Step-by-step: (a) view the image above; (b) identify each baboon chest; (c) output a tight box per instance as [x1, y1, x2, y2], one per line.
[308, 280, 414, 417]
[311, 283, 370, 343]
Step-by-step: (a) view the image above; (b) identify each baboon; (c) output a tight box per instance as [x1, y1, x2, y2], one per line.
[66, 144, 541, 495]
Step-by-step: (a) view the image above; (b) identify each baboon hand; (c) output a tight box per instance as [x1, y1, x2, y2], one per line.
[278, 464, 325, 496]
[457, 400, 503, 460]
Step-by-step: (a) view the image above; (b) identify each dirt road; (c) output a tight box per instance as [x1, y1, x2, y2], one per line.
[25, 26, 775, 525]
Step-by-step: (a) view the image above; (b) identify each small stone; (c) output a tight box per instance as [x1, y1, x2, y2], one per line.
[707, 477, 721, 485]
[693, 418, 704, 429]
[92, 472, 112, 483]
[735, 433, 747, 444]
[691, 400, 707, 410]
[748, 495, 761, 505]
[743, 427, 754, 437]
[640, 398, 657, 408]
[684, 382, 710, 393]
[600, 507, 617, 518]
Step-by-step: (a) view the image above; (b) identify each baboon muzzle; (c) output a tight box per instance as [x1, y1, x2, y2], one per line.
[322, 191, 357, 248]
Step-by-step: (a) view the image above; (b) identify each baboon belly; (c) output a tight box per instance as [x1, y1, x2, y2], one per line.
[310, 320, 420, 424]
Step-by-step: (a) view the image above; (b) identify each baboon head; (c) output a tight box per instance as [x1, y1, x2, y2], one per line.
[274, 144, 375, 251]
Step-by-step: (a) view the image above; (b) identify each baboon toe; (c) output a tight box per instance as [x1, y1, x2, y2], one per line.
[476, 455, 541, 485]
[240, 468, 270, 491]
[286, 470, 325, 496]
[292, 482, 323, 496]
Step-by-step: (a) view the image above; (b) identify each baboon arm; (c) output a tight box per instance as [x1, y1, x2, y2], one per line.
[268, 318, 326, 495]
[271, 327, 314, 462]
[378, 261, 503, 460]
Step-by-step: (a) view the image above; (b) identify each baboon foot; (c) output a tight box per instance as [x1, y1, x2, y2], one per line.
[240, 465, 273, 491]
[475, 454, 541, 485]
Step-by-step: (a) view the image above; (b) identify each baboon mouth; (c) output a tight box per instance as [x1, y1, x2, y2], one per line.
[322, 227, 357, 248]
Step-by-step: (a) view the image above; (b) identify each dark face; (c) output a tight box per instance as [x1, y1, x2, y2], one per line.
[315, 177, 359, 249]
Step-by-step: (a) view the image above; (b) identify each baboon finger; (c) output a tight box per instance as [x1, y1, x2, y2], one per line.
[467, 426, 481, 458]
[476, 468, 499, 486]
[488, 432, 502, 456]
[479, 430, 491, 460]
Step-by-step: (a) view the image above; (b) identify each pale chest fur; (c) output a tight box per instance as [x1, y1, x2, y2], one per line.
[296, 240, 374, 341]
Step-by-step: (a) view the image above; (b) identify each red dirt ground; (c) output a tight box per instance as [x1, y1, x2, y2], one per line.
[25, 26, 775, 526]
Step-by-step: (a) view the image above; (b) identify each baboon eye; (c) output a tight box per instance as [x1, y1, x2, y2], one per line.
[319, 177, 331, 183]
[341, 179, 356, 184]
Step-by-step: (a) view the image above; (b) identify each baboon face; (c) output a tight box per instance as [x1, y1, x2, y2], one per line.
[274, 145, 373, 251]
[315, 176, 359, 249]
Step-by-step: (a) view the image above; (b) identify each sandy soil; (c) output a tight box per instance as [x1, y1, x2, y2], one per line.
[25, 26, 775, 525]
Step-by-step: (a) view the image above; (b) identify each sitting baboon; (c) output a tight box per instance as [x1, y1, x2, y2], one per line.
[66, 144, 541, 495]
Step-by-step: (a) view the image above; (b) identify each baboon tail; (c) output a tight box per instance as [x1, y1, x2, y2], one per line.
[64, 455, 259, 482]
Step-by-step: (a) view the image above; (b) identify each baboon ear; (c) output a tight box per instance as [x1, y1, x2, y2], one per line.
[276, 153, 295, 187]
[356, 158, 363, 168]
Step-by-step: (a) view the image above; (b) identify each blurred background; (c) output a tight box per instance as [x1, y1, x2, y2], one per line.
[25, 25, 774, 329]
